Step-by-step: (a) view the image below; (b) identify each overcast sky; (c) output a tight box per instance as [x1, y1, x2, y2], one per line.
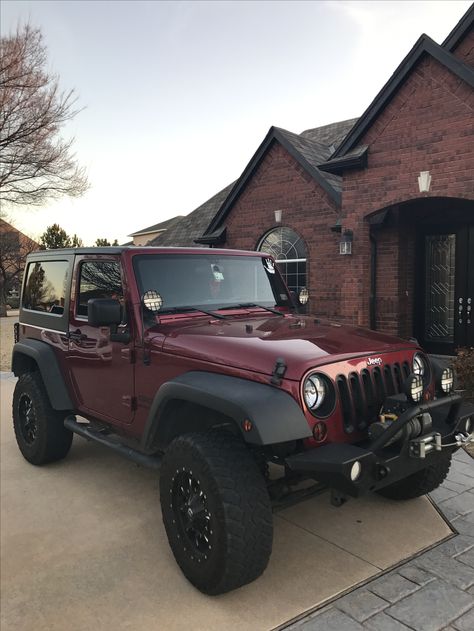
[1, 0, 471, 245]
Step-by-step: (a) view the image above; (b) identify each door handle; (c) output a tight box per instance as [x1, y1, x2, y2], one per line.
[67, 330, 87, 342]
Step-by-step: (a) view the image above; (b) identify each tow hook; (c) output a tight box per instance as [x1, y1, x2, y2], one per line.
[454, 432, 473, 446]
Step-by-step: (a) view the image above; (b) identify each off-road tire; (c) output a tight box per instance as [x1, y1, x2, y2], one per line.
[159, 431, 273, 595]
[12, 372, 73, 465]
[377, 452, 452, 500]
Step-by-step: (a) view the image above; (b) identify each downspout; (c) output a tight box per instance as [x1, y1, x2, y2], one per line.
[370, 233, 377, 330]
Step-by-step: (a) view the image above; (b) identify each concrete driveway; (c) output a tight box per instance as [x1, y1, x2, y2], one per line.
[0, 375, 452, 631]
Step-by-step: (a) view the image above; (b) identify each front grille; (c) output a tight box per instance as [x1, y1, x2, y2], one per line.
[337, 361, 411, 433]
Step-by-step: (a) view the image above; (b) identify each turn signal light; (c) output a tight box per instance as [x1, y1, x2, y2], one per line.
[312, 421, 327, 442]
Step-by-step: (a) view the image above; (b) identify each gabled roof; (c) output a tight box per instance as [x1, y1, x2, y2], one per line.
[129, 215, 184, 237]
[442, 3, 474, 52]
[300, 118, 358, 148]
[204, 121, 356, 235]
[329, 34, 474, 163]
[148, 182, 236, 247]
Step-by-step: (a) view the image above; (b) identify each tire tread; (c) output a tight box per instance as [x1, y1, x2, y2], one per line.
[160, 431, 273, 594]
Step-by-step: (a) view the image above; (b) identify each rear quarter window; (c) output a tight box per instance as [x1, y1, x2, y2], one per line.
[22, 260, 69, 315]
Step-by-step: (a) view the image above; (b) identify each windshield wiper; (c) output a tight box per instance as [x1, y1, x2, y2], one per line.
[160, 306, 226, 320]
[219, 302, 284, 316]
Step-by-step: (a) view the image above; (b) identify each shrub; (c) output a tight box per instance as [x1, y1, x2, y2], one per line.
[452, 347, 474, 401]
[6, 297, 19, 309]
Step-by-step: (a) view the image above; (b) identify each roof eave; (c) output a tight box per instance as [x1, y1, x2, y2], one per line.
[318, 146, 368, 174]
[194, 226, 227, 246]
[442, 4, 474, 51]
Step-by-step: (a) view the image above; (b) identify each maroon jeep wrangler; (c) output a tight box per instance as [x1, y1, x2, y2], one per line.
[12, 247, 473, 594]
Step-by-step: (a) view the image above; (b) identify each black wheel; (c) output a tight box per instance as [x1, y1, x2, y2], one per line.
[377, 452, 452, 500]
[12, 372, 73, 465]
[159, 432, 273, 595]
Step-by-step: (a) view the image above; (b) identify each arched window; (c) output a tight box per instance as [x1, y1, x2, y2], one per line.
[257, 227, 307, 296]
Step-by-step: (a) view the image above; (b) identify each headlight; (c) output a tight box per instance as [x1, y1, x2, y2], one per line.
[413, 352, 431, 388]
[441, 367, 454, 393]
[302, 372, 336, 418]
[413, 353, 426, 377]
[409, 374, 423, 403]
[303, 374, 326, 410]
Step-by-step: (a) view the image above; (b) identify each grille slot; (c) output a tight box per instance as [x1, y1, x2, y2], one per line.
[336, 376, 355, 434]
[338, 361, 409, 433]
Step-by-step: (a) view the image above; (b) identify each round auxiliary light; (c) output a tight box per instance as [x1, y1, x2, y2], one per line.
[350, 461, 362, 482]
[303, 374, 326, 410]
[299, 287, 309, 306]
[409, 374, 423, 403]
[441, 367, 454, 393]
[413, 353, 426, 378]
[312, 421, 327, 442]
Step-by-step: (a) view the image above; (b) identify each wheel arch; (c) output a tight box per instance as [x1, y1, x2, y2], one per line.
[12, 340, 73, 411]
[142, 371, 312, 453]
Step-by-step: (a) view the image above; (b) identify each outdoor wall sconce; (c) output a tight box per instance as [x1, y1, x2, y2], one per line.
[274, 209, 283, 223]
[418, 171, 432, 193]
[339, 229, 353, 255]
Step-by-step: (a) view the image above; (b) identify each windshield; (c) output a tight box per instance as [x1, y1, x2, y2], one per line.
[133, 254, 291, 312]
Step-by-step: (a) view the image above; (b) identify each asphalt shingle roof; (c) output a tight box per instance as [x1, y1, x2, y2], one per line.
[301, 118, 359, 150]
[275, 127, 346, 193]
[129, 215, 184, 237]
[148, 182, 236, 247]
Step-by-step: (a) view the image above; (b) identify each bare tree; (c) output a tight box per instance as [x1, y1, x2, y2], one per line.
[0, 24, 89, 207]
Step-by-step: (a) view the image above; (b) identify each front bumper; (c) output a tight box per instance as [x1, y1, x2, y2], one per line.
[285, 395, 474, 497]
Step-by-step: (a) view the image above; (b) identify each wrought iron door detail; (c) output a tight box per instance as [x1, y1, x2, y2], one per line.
[424, 234, 455, 342]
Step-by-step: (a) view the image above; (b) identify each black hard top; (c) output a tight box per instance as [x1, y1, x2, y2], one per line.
[26, 246, 264, 258]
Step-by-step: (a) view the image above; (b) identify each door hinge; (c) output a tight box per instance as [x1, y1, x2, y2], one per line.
[122, 395, 137, 411]
[121, 347, 135, 363]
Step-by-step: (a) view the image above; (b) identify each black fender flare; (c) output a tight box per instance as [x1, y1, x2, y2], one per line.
[12, 340, 74, 410]
[142, 371, 312, 451]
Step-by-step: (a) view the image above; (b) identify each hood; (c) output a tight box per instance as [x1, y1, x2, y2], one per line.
[153, 312, 418, 380]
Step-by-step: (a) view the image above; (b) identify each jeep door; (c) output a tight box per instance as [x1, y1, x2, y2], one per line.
[67, 255, 135, 424]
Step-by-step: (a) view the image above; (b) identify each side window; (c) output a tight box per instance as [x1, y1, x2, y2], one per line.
[23, 261, 68, 314]
[77, 260, 123, 318]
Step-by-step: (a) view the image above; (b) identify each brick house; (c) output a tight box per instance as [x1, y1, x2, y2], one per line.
[151, 6, 473, 356]
[127, 215, 184, 246]
[0, 219, 39, 316]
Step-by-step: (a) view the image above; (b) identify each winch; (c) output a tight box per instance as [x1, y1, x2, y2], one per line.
[368, 393, 433, 447]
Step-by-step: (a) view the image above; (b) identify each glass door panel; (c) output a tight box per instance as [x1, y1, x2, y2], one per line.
[424, 234, 456, 345]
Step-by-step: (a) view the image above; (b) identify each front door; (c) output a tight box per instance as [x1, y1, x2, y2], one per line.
[67, 256, 135, 423]
[417, 224, 474, 354]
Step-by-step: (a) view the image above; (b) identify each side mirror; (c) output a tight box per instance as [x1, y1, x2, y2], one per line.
[88, 299, 122, 327]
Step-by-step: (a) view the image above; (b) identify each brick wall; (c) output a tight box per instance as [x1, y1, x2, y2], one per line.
[224, 142, 350, 320]
[338, 54, 474, 334]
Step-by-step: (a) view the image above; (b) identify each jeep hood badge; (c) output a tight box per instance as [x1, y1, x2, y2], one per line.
[367, 357, 383, 366]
